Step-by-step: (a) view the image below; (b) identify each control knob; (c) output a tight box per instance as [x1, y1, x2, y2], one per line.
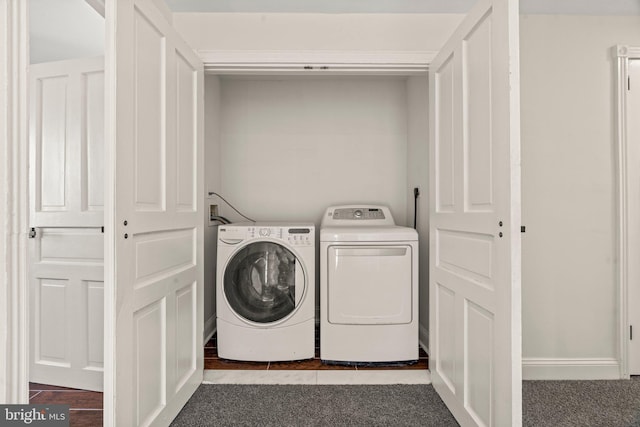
[259, 228, 271, 237]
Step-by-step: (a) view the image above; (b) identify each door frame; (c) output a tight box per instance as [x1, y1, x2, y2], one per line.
[0, 0, 29, 405]
[616, 44, 640, 379]
[199, 50, 435, 75]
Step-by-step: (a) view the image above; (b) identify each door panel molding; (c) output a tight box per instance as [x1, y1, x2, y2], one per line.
[29, 57, 105, 228]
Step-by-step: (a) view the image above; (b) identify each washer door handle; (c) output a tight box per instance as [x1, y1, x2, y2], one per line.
[294, 262, 305, 307]
[220, 238, 243, 245]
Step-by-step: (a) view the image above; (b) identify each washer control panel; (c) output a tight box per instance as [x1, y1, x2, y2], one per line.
[332, 207, 386, 220]
[249, 227, 282, 239]
[286, 228, 313, 246]
[237, 226, 314, 246]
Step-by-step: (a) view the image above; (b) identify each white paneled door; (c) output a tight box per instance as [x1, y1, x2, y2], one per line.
[428, 0, 522, 425]
[29, 57, 105, 392]
[107, 0, 204, 425]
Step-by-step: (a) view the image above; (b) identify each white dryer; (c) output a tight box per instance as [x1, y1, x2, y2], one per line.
[217, 223, 315, 361]
[320, 205, 418, 363]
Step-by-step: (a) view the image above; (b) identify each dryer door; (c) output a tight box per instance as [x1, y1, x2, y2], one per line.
[224, 241, 304, 324]
[327, 245, 413, 325]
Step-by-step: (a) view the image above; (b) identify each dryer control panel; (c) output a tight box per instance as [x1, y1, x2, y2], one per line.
[332, 208, 385, 220]
[322, 205, 395, 226]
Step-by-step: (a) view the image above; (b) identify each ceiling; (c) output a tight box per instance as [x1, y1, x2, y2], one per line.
[29, 0, 640, 64]
[165, 0, 640, 15]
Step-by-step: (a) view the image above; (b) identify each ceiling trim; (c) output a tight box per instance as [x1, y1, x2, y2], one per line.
[199, 50, 436, 75]
[167, 0, 640, 15]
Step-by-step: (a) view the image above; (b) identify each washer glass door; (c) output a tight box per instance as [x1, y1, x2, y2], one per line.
[224, 241, 300, 323]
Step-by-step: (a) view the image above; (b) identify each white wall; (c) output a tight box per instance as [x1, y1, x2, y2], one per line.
[203, 75, 222, 341]
[520, 15, 640, 379]
[29, 0, 104, 64]
[218, 77, 410, 226]
[173, 13, 463, 53]
[406, 75, 430, 351]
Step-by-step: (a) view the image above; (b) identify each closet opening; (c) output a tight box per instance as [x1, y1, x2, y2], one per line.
[202, 71, 432, 354]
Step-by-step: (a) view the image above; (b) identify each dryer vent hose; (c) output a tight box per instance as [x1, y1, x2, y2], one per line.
[210, 215, 232, 225]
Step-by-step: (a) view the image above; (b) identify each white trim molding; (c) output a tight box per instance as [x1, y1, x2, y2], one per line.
[0, 0, 29, 404]
[523, 358, 621, 380]
[198, 50, 436, 75]
[616, 45, 640, 59]
[615, 44, 640, 379]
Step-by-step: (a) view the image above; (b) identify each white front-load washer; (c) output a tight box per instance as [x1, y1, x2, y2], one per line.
[320, 205, 418, 363]
[216, 223, 315, 362]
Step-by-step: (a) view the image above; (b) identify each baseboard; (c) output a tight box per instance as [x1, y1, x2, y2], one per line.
[204, 315, 216, 345]
[418, 323, 429, 356]
[522, 357, 622, 380]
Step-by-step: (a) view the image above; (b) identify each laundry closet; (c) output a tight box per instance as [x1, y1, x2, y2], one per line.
[180, 4, 527, 421]
[174, 12, 465, 349]
[202, 73, 431, 345]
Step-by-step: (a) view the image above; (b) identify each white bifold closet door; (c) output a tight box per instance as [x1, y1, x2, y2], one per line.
[428, 0, 522, 425]
[106, 0, 205, 425]
[29, 56, 105, 392]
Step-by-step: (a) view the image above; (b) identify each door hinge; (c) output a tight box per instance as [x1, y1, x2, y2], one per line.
[631, 325, 633, 340]
[28, 227, 36, 238]
[629, 76, 631, 91]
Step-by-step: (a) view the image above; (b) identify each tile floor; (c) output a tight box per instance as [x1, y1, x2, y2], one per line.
[204, 332, 430, 385]
[29, 332, 429, 425]
[29, 382, 103, 427]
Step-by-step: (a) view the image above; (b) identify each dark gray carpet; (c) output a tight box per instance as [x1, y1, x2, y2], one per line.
[170, 384, 459, 426]
[523, 377, 640, 427]
[171, 378, 640, 426]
